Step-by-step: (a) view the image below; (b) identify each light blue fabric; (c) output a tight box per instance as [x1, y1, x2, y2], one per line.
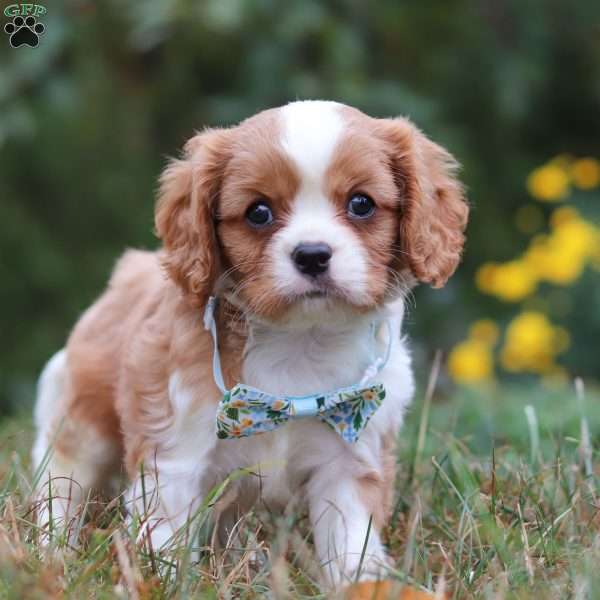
[205, 296, 392, 443]
[203, 296, 227, 393]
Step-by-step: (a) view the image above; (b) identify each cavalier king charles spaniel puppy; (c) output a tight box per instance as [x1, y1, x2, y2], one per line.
[32, 100, 468, 596]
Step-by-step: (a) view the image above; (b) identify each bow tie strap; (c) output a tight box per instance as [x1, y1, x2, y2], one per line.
[203, 296, 227, 394]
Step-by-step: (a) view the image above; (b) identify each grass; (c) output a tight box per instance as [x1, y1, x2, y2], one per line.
[1, 378, 600, 599]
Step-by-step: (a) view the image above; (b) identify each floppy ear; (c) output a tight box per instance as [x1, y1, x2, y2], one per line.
[379, 118, 469, 288]
[155, 128, 232, 307]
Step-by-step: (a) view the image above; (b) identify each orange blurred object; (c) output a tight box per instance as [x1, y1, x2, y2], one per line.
[344, 581, 446, 600]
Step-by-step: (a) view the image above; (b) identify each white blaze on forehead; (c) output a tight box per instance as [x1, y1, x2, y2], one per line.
[270, 101, 370, 306]
[279, 100, 344, 189]
[277, 100, 346, 247]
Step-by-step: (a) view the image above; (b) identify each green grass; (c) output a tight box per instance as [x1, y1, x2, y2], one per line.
[1, 380, 600, 599]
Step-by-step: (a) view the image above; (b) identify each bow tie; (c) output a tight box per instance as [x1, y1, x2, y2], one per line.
[204, 296, 393, 444]
[215, 382, 386, 443]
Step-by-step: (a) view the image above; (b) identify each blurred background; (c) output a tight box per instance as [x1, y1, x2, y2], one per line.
[1, 0, 599, 414]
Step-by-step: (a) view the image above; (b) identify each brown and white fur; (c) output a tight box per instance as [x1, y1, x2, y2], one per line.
[32, 100, 468, 591]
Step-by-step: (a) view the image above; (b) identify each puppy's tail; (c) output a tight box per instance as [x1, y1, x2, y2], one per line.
[31, 349, 67, 472]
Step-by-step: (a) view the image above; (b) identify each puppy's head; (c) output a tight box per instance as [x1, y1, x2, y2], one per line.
[155, 101, 468, 324]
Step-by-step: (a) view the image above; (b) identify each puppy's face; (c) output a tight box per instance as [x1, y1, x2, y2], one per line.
[156, 101, 468, 324]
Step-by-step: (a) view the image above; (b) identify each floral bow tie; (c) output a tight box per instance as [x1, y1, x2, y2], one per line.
[215, 382, 386, 443]
[204, 296, 393, 444]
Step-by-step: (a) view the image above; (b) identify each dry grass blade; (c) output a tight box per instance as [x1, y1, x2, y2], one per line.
[413, 351, 442, 481]
[113, 529, 141, 600]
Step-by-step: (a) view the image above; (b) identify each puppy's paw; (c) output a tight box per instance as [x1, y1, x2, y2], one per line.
[343, 580, 443, 600]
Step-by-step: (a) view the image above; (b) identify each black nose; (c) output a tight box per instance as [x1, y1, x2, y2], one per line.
[292, 243, 332, 277]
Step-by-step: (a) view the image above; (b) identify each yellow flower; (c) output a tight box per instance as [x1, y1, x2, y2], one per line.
[540, 255, 584, 285]
[500, 311, 567, 374]
[495, 261, 537, 301]
[230, 399, 247, 408]
[477, 207, 599, 302]
[526, 164, 570, 202]
[570, 158, 600, 189]
[522, 211, 599, 285]
[240, 418, 254, 428]
[552, 218, 598, 257]
[271, 399, 286, 411]
[475, 263, 498, 295]
[476, 260, 538, 302]
[527, 245, 584, 285]
[447, 339, 494, 384]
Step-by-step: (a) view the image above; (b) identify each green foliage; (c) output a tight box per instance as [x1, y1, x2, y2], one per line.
[2, 0, 600, 410]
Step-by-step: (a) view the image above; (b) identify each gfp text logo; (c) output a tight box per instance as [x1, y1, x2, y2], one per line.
[4, 4, 47, 48]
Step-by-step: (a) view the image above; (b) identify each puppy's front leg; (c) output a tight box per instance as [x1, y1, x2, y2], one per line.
[127, 459, 207, 557]
[125, 389, 220, 559]
[307, 458, 391, 588]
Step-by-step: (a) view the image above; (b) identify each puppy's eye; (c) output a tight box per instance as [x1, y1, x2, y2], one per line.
[347, 193, 375, 219]
[245, 200, 273, 227]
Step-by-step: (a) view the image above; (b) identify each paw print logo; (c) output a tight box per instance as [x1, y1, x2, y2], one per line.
[4, 15, 45, 48]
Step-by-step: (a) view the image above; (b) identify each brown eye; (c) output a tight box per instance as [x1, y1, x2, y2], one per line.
[347, 193, 375, 219]
[245, 200, 273, 227]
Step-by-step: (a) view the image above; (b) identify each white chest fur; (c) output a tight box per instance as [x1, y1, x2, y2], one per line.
[241, 318, 375, 396]
[203, 307, 415, 508]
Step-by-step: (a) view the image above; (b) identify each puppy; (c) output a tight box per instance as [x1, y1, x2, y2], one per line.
[32, 100, 468, 592]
